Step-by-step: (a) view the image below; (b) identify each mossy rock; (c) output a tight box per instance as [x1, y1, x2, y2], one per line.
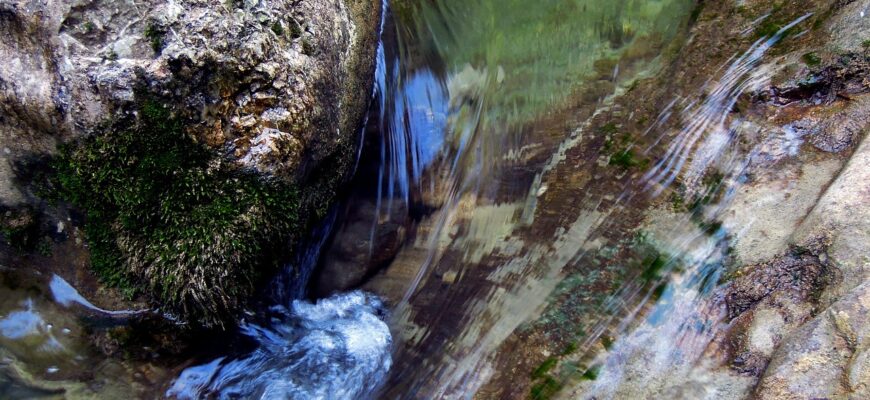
[51, 98, 303, 327]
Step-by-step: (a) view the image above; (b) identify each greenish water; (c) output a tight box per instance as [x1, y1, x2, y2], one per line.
[397, 0, 695, 125]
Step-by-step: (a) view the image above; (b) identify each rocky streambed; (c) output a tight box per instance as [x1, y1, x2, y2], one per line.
[2, 0, 870, 399]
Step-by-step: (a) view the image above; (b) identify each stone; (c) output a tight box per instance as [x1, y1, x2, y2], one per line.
[0, 0, 382, 325]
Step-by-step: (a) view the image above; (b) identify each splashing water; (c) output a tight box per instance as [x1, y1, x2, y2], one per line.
[167, 292, 392, 400]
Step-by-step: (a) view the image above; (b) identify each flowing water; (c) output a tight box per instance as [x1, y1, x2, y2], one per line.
[0, 1, 826, 399]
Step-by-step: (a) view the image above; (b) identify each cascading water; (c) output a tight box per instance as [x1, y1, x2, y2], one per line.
[166, 292, 391, 399]
[568, 13, 819, 398]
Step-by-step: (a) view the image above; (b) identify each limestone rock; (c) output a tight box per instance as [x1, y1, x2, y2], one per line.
[755, 281, 870, 399]
[0, 0, 381, 187]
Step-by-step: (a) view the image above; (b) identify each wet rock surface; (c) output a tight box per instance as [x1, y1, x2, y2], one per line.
[355, 0, 870, 398]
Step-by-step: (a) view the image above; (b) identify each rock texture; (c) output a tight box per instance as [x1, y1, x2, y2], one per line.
[1, 0, 380, 185]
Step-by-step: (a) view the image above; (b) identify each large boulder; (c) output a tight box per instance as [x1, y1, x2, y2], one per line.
[0, 0, 381, 325]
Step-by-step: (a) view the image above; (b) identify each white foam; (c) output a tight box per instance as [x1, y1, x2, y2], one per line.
[168, 291, 392, 400]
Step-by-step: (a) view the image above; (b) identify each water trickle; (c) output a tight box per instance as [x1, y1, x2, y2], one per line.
[643, 13, 814, 196]
[49, 274, 144, 316]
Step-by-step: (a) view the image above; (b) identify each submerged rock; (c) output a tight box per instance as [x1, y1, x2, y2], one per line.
[0, 0, 382, 325]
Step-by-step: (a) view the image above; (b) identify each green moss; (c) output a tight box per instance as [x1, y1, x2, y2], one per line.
[529, 376, 562, 400]
[225, 0, 245, 9]
[812, 6, 835, 31]
[862, 40, 870, 48]
[35, 237, 53, 257]
[669, 191, 685, 211]
[144, 23, 165, 54]
[802, 52, 822, 67]
[608, 148, 646, 169]
[287, 18, 303, 39]
[531, 357, 559, 380]
[698, 219, 724, 235]
[755, 19, 785, 39]
[599, 123, 619, 135]
[270, 21, 284, 36]
[561, 341, 578, 356]
[601, 335, 614, 350]
[599, 123, 649, 169]
[688, 171, 725, 213]
[651, 282, 669, 301]
[581, 365, 602, 381]
[302, 39, 315, 55]
[689, 2, 704, 24]
[640, 253, 668, 283]
[52, 98, 302, 326]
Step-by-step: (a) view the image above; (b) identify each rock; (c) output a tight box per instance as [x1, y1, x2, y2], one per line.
[724, 255, 825, 320]
[722, 157, 843, 266]
[0, 0, 382, 325]
[312, 199, 408, 298]
[804, 96, 870, 153]
[794, 119, 870, 303]
[754, 281, 870, 399]
[1, 0, 380, 182]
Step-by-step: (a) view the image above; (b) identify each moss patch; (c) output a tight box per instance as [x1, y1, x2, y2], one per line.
[51, 99, 302, 326]
[144, 23, 165, 54]
[801, 52, 821, 67]
[270, 21, 284, 37]
[600, 123, 650, 169]
[530, 357, 559, 380]
[529, 376, 562, 400]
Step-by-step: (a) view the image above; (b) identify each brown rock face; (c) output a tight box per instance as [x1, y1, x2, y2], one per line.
[0, 0, 381, 187]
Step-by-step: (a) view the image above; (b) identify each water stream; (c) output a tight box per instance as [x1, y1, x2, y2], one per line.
[0, 1, 826, 399]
